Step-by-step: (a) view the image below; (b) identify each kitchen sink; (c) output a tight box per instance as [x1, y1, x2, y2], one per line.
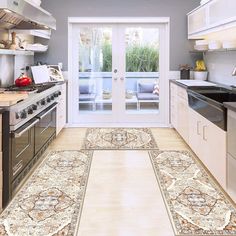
[187, 86, 236, 130]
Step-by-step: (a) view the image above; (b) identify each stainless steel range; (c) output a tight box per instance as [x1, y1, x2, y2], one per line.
[2, 83, 62, 208]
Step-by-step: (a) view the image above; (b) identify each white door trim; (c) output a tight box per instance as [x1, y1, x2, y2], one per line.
[68, 17, 170, 126]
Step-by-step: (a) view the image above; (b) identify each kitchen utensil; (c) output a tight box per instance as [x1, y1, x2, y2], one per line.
[10, 32, 17, 50]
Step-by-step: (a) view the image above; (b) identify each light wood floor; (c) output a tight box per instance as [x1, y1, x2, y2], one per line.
[48, 128, 191, 236]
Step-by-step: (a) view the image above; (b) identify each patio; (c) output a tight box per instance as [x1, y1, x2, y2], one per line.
[78, 72, 160, 114]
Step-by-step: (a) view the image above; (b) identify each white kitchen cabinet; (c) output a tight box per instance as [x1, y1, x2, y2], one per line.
[56, 83, 67, 135]
[209, 0, 236, 26]
[0, 114, 2, 211]
[188, 6, 208, 35]
[226, 109, 236, 202]
[188, 0, 236, 39]
[170, 82, 189, 144]
[189, 108, 226, 189]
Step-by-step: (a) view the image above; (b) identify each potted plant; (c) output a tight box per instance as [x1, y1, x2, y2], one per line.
[194, 60, 208, 81]
[179, 64, 192, 80]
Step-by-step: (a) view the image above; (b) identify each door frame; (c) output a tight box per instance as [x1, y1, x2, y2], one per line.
[68, 17, 170, 127]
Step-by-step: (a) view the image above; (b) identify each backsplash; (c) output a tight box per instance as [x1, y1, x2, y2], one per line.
[205, 51, 236, 86]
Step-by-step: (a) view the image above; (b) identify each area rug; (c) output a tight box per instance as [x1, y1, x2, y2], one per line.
[0, 150, 92, 236]
[149, 150, 236, 236]
[83, 128, 158, 150]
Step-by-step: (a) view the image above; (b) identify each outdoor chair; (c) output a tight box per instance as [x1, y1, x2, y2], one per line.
[79, 80, 96, 111]
[136, 79, 159, 110]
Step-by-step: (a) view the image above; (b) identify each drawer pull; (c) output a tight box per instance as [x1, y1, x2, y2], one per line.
[203, 125, 207, 141]
[197, 121, 201, 135]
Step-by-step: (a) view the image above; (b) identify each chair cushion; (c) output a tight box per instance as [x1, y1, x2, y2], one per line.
[138, 83, 154, 93]
[137, 93, 159, 100]
[79, 93, 96, 101]
[79, 84, 94, 94]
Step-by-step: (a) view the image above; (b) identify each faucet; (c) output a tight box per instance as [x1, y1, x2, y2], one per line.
[232, 66, 236, 76]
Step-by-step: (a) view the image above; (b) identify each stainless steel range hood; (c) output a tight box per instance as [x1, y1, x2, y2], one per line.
[0, 0, 56, 30]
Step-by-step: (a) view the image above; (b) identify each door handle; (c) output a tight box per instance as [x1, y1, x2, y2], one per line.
[114, 77, 118, 81]
[120, 77, 124, 81]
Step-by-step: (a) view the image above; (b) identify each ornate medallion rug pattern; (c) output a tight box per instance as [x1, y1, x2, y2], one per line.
[83, 128, 158, 150]
[0, 150, 92, 236]
[150, 150, 236, 235]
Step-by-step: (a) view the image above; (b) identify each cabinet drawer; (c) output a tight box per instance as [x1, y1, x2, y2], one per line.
[177, 87, 188, 101]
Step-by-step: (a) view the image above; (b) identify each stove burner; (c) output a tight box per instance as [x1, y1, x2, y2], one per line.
[6, 83, 56, 93]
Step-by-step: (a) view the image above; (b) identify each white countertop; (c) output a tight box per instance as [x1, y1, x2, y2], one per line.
[175, 80, 216, 87]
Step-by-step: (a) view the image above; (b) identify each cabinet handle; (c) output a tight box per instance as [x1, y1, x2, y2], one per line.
[203, 125, 207, 141]
[197, 121, 201, 135]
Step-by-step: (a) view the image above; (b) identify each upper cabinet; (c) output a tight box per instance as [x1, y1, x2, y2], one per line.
[188, 6, 208, 35]
[188, 0, 236, 39]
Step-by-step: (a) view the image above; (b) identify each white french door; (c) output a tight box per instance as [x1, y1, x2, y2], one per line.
[68, 18, 170, 126]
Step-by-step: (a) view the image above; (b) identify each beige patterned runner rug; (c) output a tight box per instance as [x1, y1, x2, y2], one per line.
[83, 128, 158, 150]
[150, 150, 236, 236]
[0, 150, 92, 236]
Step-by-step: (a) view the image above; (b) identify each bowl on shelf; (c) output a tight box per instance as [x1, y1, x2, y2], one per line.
[194, 45, 208, 51]
[208, 40, 222, 50]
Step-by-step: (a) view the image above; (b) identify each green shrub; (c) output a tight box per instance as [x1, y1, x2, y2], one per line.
[102, 42, 112, 72]
[101, 43, 159, 72]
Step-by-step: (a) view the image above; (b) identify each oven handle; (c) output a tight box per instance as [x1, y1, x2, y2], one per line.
[14, 119, 39, 138]
[36, 103, 57, 120]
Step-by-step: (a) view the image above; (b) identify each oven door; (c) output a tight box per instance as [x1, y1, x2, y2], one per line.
[10, 118, 39, 180]
[35, 103, 57, 154]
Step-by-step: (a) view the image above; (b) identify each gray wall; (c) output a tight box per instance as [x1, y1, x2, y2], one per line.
[35, 0, 200, 70]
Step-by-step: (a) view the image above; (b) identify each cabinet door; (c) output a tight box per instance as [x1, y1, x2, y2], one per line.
[201, 117, 227, 189]
[209, 0, 236, 26]
[170, 83, 178, 128]
[188, 7, 207, 34]
[56, 83, 67, 135]
[177, 96, 189, 143]
[227, 153, 236, 203]
[189, 109, 203, 158]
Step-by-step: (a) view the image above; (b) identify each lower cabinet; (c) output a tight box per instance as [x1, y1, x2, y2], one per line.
[0, 114, 2, 210]
[170, 82, 189, 144]
[56, 83, 67, 135]
[189, 108, 227, 189]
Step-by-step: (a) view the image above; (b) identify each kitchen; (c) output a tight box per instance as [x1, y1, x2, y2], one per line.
[0, 0, 236, 235]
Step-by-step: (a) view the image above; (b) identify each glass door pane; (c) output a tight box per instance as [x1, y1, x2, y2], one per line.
[78, 27, 113, 114]
[125, 27, 159, 114]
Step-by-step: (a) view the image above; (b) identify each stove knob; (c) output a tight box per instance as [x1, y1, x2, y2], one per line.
[28, 108, 33, 115]
[54, 93, 59, 98]
[32, 104, 38, 110]
[47, 97, 51, 103]
[20, 110, 27, 119]
[41, 100, 46, 105]
[15, 112, 20, 119]
[58, 91, 62, 96]
[51, 95, 55, 100]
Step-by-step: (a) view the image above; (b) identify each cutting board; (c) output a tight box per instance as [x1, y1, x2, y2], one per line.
[0, 93, 28, 106]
